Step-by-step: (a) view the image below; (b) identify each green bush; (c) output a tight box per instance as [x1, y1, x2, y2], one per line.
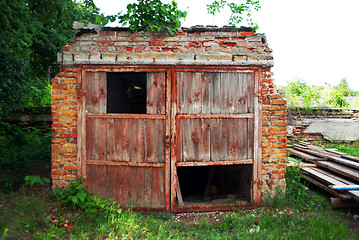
[0, 122, 51, 193]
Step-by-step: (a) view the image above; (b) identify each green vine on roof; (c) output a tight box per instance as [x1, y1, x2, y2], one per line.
[97, 0, 187, 36]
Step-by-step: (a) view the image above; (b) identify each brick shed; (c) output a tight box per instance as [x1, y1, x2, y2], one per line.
[51, 24, 287, 212]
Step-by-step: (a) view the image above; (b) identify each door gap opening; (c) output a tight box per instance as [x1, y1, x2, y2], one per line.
[177, 165, 252, 207]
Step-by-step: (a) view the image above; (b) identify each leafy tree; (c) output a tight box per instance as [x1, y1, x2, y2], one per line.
[283, 79, 321, 108]
[0, 0, 100, 116]
[207, 0, 261, 30]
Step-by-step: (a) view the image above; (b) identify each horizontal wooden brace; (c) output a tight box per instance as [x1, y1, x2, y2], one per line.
[86, 113, 167, 119]
[176, 159, 253, 167]
[87, 160, 165, 168]
[176, 113, 254, 119]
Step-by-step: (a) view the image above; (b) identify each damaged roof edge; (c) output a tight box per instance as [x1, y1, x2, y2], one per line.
[73, 21, 257, 36]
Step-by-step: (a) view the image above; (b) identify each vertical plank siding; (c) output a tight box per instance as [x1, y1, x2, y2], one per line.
[176, 71, 255, 162]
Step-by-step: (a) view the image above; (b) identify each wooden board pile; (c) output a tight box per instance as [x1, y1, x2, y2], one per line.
[287, 141, 359, 208]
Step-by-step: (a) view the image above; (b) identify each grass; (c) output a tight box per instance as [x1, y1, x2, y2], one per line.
[1, 166, 357, 240]
[0, 123, 358, 239]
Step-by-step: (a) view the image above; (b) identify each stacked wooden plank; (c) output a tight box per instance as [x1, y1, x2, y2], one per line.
[287, 141, 359, 206]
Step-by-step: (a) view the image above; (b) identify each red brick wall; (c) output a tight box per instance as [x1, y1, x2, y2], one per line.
[261, 69, 287, 193]
[51, 67, 79, 186]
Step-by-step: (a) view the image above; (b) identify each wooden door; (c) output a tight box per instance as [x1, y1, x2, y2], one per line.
[171, 66, 262, 211]
[78, 66, 171, 211]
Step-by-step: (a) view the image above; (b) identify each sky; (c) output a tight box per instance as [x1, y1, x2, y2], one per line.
[93, 0, 359, 90]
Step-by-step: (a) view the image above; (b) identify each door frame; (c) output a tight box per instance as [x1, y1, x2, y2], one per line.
[77, 64, 262, 212]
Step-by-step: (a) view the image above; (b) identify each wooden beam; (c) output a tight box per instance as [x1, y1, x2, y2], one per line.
[331, 198, 359, 208]
[330, 185, 359, 190]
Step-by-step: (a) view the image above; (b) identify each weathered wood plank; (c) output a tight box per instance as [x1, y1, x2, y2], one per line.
[114, 119, 123, 161]
[129, 167, 137, 206]
[157, 72, 166, 114]
[228, 118, 239, 160]
[228, 73, 239, 113]
[191, 119, 201, 161]
[98, 72, 106, 113]
[113, 166, 123, 205]
[85, 71, 93, 113]
[145, 119, 155, 162]
[182, 119, 191, 162]
[106, 118, 115, 161]
[247, 73, 254, 113]
[152, 167, 161, 208]
[191, 72, 202, 114]
[143, 167, 153, 208]
[136, 167, 145, 207]
[210, 119, 221, 161]
[201, 72, 212, 114]
[220, 73, 230, 114]
[212, 73, 221, 114]
[146, 72, 157, 114]
[247, 118, 254, 159]
[200, 118, 211, 161]
[98, 118, 107, 161]
[238, 73, 247, 113]
[122, 166, 130, 206]
[154, 119, 165, 163]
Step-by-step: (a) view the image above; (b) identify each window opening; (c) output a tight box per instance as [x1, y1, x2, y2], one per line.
[107, 72, 147, 114]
